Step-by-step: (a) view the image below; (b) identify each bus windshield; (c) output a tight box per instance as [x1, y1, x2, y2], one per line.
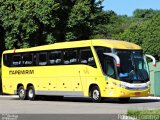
[115, 50, 149, 83]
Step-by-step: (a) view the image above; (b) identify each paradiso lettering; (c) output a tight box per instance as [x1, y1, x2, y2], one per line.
[9, 70, 34, 75]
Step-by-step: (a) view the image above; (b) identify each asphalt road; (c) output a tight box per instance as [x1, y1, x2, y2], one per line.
[0, 95, 160, 114]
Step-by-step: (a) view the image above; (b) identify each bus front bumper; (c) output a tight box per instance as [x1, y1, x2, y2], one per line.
[102, 87, 150, 98]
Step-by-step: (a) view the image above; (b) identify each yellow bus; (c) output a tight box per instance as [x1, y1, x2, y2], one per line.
[1, 39, 156, 102]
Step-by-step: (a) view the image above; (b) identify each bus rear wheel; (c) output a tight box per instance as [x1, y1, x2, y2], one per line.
[90, 86, 102, 103]
[27, 86, 36, 100]
[119, 97, 130, 103]
[18, 86, 26, 100]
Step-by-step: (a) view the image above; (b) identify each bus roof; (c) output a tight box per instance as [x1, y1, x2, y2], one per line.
[3, 39, 142, 54]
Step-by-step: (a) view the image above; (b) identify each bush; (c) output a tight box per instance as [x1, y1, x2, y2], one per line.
[128, 109, 160, 120]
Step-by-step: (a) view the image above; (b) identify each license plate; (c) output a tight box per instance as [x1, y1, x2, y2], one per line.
[135, 92, 141, 96]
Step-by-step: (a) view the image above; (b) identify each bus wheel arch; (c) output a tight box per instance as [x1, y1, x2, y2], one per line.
[89, 84, 102, 103]
[26, 84, 36, 100]
[17, 84, 26, 100]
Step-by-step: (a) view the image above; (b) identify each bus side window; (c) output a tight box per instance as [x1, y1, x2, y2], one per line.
[69, 49, 77, 64]
[48, 51, 62, 65]
[22, 54, 33, 66]
[3, 54, 8, 66]
[63, 50, 70, 65]
[38, 53, 47, 66]
[3, 54, 12, 67]
[80, 48, 96, 68]
[48, 52, 55, 65]
[63, 49, 77, 65]
[12, 54, 22, 66]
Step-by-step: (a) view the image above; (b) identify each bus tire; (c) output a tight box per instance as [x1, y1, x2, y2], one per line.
[27, 86, 36, 100]
[90, 86, 102, 103]
[18, 86, 26, 100]
[119, 97, 130, 103]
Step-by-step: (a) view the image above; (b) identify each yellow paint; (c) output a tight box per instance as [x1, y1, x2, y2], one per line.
[1, 39, 149, 98]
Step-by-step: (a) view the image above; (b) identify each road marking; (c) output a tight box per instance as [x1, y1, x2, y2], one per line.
[0, 95, 160, 101]
[133, 96, 160, 100]
[0, 95, 18, 98]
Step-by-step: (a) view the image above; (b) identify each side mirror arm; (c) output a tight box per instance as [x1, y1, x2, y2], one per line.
[145, 54, 156, 67]
[103, 53, 120, 67]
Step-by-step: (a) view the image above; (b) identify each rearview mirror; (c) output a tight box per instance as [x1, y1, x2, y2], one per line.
[145, 54, 156, 67]
[103, 53, 120, 67]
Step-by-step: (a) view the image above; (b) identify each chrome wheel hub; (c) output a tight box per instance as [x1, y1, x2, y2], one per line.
[28, 89, 33, 98]
[19, 89, 25, 98]
[93, 90, 99, 100]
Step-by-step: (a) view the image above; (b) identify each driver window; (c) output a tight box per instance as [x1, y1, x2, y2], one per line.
[138, 61, 143, 69]
[107, 64, 114, 76]
[105, 57, 116, 79]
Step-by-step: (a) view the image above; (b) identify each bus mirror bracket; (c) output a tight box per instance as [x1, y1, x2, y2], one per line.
[145, 54, 156, 67]
[103, 53, 120, 67]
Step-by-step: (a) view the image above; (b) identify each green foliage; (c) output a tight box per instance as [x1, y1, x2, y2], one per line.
[66, 0, 104, 41]
[0, 0, 104, 49]
[0, 0, 61, 49]
[133, 9, 160, 19]
[92, 10, 118, 39]
[66, 0, 93, 40]
[91, 8, 160, 60]
[0, 1, 160, 60]
[0, 23, 5, 53]
[114, 14, 160, 59]
[128, 109, 160, 120]
[92, 11, 138, 39]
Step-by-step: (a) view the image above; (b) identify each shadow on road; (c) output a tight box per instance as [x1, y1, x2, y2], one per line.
[102, 98, 160, 104]
[9, 96, 160, 104]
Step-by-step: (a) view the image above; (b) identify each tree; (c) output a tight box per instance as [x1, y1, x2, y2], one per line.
[133, 9, 160, 19]
[0, 21, 5, 59]
[0, 0, 62, 49]
[0, 0, 104, 49]
[65, 0, 104, 41]
[91, 10, 118, 39]
[114, 14, 160, 60]
[91, 10, 135, 39]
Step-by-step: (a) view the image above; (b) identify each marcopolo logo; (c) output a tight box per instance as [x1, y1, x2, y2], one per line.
[9, 70, 34, 75]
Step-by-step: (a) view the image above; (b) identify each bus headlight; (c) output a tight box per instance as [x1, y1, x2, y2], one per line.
[118, 82, 126, 88]
[113, 81, 150, 90]
[112, 82, 126, 88]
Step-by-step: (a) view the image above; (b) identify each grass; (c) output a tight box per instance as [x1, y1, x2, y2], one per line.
[127, 109, 160, 120]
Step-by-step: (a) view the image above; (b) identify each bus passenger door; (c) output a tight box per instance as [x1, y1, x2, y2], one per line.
[77, 66, 87, 93]
[77, 47, 98, 96]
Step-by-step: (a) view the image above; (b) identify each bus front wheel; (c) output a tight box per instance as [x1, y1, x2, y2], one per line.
[18, 86, 26, 100]
[90, 86, 102, 103]
[27, 86, 36, 100]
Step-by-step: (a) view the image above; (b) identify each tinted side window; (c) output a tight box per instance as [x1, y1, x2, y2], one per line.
[48, 50, 62, 65]
[22, 54, 33, 66]
[3, 54, 12, 67]
[38, 53, 47, 65]
[95, 46, 111, 61]
[12, 54, 22, 66]
[105, 57, 116, 79]
[80, 48, 96, 68]
[63, 49, 77, 65]
[95, 46, 112, 73]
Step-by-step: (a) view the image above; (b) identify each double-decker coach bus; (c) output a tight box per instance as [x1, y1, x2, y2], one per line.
[1, 39, 156, 102]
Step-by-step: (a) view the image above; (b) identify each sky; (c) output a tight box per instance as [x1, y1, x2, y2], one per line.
[103, 0, 160, 16]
